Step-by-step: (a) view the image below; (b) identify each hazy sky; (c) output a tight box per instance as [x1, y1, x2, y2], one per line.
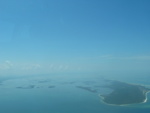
[0, 0, 150, 76]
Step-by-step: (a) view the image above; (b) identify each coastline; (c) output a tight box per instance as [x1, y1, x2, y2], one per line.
[143, 91, 150, 103]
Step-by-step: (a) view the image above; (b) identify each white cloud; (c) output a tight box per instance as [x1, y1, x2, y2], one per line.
[0, 60, 13, 70]
[22, 64, 41, 70]
[124, 56, 150, 60]
[0, 61, 73, 76]
[64, 65, 69, 70]
[107, 55, 150, 60]
[82, 55, 150, 61]
[48, 64, 70, 72]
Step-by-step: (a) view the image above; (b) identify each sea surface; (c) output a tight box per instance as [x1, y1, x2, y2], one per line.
[0, 73, 150, 113]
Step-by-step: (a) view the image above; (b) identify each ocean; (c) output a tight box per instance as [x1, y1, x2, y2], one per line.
[0, 73, 150, 113]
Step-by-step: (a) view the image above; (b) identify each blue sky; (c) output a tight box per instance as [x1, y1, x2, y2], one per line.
[0, 0, 150, 76]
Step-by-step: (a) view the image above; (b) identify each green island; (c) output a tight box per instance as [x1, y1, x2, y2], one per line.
[100, 80, 150, 106]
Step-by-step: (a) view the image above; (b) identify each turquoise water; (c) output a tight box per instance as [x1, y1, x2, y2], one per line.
[0, 74, 150, 113]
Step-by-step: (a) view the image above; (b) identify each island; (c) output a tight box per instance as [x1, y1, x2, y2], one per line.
[48, 85, 56, 88]
[76, 86, 97, 93]
[100, 80, 150, 106]
[16, 85, 35, 89]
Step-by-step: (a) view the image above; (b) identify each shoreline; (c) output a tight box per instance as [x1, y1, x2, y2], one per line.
[143, 91, 150, 103]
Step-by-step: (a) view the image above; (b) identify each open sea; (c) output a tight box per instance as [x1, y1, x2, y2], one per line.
[0, 73, 150, 113]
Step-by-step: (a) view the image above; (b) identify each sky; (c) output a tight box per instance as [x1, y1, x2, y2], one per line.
[0, 0, 150, 76]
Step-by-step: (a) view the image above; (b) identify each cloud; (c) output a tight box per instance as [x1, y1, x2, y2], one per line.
[124, 56, 150, 60]
[48, 64, 70, 72]
[82, 55, 150, 61]
[22, 64, 41, 70]
[107, 55, 150, 60]
[0, 61, 73, 76]
[0, 60, 13, 70]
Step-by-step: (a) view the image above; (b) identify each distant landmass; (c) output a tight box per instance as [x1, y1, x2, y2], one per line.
[76, 86, 97, 93]
[100, 80, 150, 106]
[16, 85, 35, 89]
